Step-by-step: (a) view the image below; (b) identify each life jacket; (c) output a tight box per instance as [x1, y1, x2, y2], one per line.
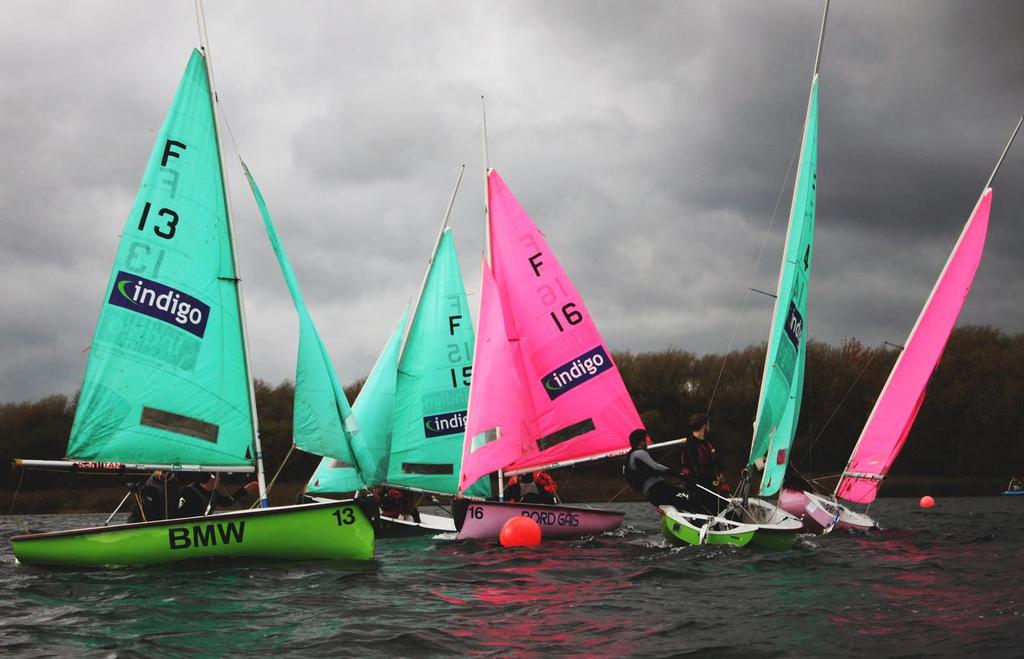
[622, 448, 657, 492]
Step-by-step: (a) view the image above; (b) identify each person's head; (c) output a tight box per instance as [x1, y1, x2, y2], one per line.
[629, 428, 651, 449]
[689, 413, 709, 436]
[520, 472, 535, 484]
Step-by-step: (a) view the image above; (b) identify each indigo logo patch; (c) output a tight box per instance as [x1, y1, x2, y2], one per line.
[784, 302, 803, 349]
[423, 410, 467, 438]
[541, 346, 613, 401]
[108, 271, 210, 338]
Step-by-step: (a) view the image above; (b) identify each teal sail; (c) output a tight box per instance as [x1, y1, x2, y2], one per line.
[307, 309, 408, 494]
[386, 230, 490, 497]
[67, 50, 254, 467]
[749, 76, 819, 496]
[243, 162, 362, 469]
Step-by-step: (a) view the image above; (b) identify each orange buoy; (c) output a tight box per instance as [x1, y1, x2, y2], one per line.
[499, 516, 542, 547]
[919, 495, 935, 508]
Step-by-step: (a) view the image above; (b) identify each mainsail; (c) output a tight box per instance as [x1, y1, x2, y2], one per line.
[836, 191, 992, 504]
[473, 169, 643, 476]
[244, 164, 363, 475]
[748, 25, 822, 497]
[385, 229, 489, 496]
[67, 50, 255, 468]
[307, 310, 408, 494]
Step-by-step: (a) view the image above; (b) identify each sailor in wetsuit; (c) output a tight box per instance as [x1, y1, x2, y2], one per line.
[176, 474, 259, 518]
[505, 471, 558, 504]
[679, 413, 729, 514]
[622, 429, 691, 508]
[127, 470, 180, 523]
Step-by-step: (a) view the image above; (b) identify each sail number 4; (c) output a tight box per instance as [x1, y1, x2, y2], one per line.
[333, 508, 356, 525]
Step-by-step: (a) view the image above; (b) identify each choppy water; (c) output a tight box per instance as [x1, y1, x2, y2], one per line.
[1, 498, 1022, 657]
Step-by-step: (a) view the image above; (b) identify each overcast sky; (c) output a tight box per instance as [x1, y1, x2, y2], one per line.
[1, 1, 1022, 404]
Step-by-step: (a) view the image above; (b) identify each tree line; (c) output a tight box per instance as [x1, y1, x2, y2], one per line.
[2, 325, 1021, 496]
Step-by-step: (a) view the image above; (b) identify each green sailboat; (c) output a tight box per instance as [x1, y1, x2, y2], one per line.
[304, 170, 490, 536]
[665, 2, 828, 548]
[10, 49, 373, 567]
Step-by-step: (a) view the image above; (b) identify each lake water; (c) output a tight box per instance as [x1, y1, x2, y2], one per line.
[1, 498, 1021, 657]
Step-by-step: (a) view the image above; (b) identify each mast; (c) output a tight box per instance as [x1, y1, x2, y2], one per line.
[482, 95, 492, 265]
[748, 0, 828, 478]
[400, 165, 466, 357]
[196, 0, 269, 507]
[835, 114, 1022, 499]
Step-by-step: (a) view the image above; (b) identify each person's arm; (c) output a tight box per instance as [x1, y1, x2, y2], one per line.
[636, 450, 670, 473]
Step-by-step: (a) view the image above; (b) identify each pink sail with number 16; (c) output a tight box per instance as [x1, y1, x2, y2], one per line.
[459, 169, 643, 492]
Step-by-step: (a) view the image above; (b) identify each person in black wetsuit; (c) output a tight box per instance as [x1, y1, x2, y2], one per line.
[127, 471, 180, 523]
[622, 429, 692, 508]
[679, 413, 729, 514]
[374, 486, 422, 523]
[175, 474, 259, 518]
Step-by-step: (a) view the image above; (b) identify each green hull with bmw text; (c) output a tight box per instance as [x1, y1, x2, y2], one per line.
[10, 500, 374, 567]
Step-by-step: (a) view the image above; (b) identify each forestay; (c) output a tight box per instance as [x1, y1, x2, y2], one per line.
[244, 163, 362, 469]
[67, 50, 254, 468]
[749, 76, 819, 496]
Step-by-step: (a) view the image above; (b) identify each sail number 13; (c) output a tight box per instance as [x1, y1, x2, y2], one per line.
[136, 139, 187, 241]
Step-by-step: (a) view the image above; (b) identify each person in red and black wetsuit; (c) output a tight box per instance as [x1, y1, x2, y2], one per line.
[679, 413, 730, 514]
[375, 486, 421, 523]
[506, 471, 558, 505]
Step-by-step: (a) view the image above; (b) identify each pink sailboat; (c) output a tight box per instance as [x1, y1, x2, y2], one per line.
[453, 168, 644, 541]
[780, 117, 1022, 532]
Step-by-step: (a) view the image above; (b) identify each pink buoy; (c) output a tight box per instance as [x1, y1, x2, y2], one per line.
[919, 495, 935, 508]
[499, 516, 542, 547]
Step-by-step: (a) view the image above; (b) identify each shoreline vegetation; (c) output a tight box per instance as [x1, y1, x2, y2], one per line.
[2, 325, 1021, 515]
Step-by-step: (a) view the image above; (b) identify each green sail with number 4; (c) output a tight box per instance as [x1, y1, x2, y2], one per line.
[749, 76, 819, 496]
[66, 50, 254, 467]
[243, 163, 362, 471]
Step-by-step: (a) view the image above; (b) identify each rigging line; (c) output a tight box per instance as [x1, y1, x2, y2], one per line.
[7, 468, 24, 515]
[706, 136, 802, 415]
[798, 346, 881, 464]
[606, 483, 632, 503]
[251, 442, 298, 508]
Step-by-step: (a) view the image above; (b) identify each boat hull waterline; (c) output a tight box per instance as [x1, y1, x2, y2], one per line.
[10, 500, 374, 567]
[659, 506, 757, 547]
[452, 499, 624, 541]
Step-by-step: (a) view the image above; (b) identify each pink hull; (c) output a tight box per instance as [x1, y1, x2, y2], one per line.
[453, 500, 624, 541]
[778, 488, 837, 534]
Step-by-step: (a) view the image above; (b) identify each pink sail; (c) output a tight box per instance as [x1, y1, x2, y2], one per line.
[836, 190, 993, 504]
[459, 259, 535, 491]
[486, 169, 644, 474]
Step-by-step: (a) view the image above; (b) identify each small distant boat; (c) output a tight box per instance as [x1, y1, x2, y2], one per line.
[780, 115, 1022, 531]
[454, 164, 644, 541]
[11, 47, 373, 567]
[301, 169, 491, 538]
[1002, 477, 1024, 496]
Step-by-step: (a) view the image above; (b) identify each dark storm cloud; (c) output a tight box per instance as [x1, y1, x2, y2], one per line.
[1, 0, 1022, 404]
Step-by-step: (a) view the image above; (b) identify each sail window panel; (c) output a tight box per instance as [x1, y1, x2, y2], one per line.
[470, 428, 500, 453]
[328, 459, 353, 469]
[140, 407, 219, 443]
[536, 418, 595, 451]
[402, 463, 454, 475]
